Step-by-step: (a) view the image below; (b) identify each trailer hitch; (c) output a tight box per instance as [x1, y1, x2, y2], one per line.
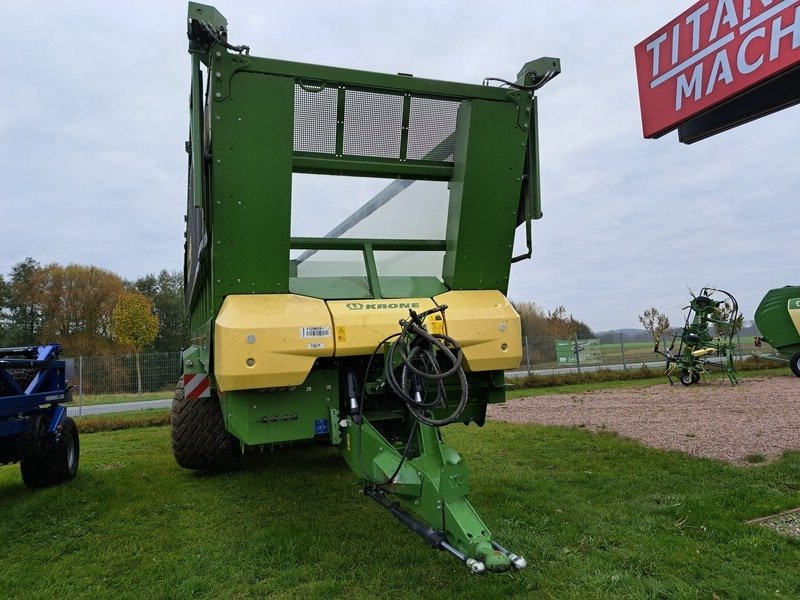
[364, 485, 526, 573]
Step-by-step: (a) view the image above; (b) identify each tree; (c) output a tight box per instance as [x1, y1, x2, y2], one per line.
[514, 300, 548, 338]
[132, 270, 189, 352]
[545, 305, 595, 340]
[0, 273, 8, 346]
[3, 258, 43, 345]
[638, 307, 671, 347]
[35, 263, 126, 355]
[0, 259, 186, 357]
[511, 300, 595, 363]
[713, 301, 744, 338]
[111, 291, 159, 350]
[513, 301, 551, 362]
[111, 291, 160, 394]
[1, 259, 133, 355]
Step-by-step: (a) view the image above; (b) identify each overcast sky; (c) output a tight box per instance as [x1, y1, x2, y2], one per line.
[2, 1, 797, 331]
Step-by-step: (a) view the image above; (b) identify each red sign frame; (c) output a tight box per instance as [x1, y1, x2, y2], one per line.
[635, 0, 800, 138]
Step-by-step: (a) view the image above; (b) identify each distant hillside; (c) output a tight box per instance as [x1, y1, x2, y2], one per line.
[597, 322, 761, 344]
[597, 329, 652, 343]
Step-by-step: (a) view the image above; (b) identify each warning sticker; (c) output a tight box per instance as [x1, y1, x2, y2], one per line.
[300, 326, 331, 338]
[428, 315, 445, 335]
[336, 325, 347, 343]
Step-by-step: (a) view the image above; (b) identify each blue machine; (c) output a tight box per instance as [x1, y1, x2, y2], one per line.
[0, 344, 79, 487]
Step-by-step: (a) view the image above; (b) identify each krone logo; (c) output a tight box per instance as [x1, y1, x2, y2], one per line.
[345, 301, 419, 310]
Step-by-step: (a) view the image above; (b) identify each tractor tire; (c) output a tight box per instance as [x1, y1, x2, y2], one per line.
[171, 379, 241, 471]
[790, 353, 800, 378]
[20, 416, 79, 488]
[679, 371, 694, 386]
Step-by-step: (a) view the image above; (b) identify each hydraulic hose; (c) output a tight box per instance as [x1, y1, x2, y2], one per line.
[383, 307, 469, 427]
[355, 306, 469, 485]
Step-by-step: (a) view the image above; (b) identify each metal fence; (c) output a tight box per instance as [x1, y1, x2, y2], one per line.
[61, 332, 763, 415]
[516, 332, 759, 376]
[72, 351, 182, 395]
[66, 351, 181, 416]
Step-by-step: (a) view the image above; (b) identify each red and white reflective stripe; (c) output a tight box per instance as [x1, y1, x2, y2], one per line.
[183, 374, 211, 399]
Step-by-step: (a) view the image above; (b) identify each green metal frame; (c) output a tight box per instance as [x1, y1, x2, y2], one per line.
[184, 13, 557, 322]
[338, 417, 506, 568]
[183, 2, 560, 571]
[658, 288, 740, 386]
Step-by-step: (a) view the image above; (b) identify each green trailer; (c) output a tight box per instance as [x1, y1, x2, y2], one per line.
[174, 2, 560, 572]
[754, 286, 800, 377]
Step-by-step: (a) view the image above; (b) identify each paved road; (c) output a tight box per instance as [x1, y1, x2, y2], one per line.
[67, 398, 171, 417]
[507, 354, 751, 378]
[506, 360, 666, 378]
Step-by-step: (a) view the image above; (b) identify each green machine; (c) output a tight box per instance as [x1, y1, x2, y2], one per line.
[174, 2, 560, 572]
[654, 288, 740, 386]
[754, 286, 800, 377]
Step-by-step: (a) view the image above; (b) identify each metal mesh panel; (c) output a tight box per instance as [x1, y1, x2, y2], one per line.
[294, 83, 338, 154]
[75, 352, 182, 395]
[292, 83, 459, 162]
[407, 97, 459, 160]
[343, 90, 403, 158]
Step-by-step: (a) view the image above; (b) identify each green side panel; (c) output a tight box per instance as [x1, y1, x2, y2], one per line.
[182, 345, 207, 375]
[222, 369, 338, 445]
[443, 100, 527, 293]
[289, 276, 448, 300]
[190, 55, 205, 209]
[754, 286, 800, 353]
[189, 276, 213, 339]
[244, 55, 512, 102]
[211, 71, 294, 308]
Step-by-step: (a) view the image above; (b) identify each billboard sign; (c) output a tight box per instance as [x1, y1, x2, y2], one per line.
[635, 0, 800, 138]
[555, 339, 602, 366]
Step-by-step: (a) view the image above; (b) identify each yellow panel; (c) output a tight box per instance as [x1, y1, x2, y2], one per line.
[433, 290, 522, 372]
[214, 294, 333, 392]
[789, 299, 800, 335]
[327, 298, 438, 356]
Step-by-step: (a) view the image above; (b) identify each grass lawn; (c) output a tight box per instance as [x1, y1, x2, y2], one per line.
[1, 420, 799, 599]
[72, 409, 170, 433]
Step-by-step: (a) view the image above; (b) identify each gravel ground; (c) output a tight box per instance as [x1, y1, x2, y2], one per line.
[748, 509, 800, 539]
[490, 375, 800, 465]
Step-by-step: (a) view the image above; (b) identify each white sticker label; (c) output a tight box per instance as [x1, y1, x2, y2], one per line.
[301, 326, 331, 338]
[307, 342, 324, 350]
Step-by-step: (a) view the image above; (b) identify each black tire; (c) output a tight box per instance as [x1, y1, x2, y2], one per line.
[790, 353, 800, 378]
[171, 378, 241, 470]
[691, 371, 701, 384]
[20, 416, 79, 488]
[679, 371, 693, 386]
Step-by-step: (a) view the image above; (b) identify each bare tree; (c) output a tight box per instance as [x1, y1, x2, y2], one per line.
[638, 307, 671, 350]
[713, 301, 744, 338]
